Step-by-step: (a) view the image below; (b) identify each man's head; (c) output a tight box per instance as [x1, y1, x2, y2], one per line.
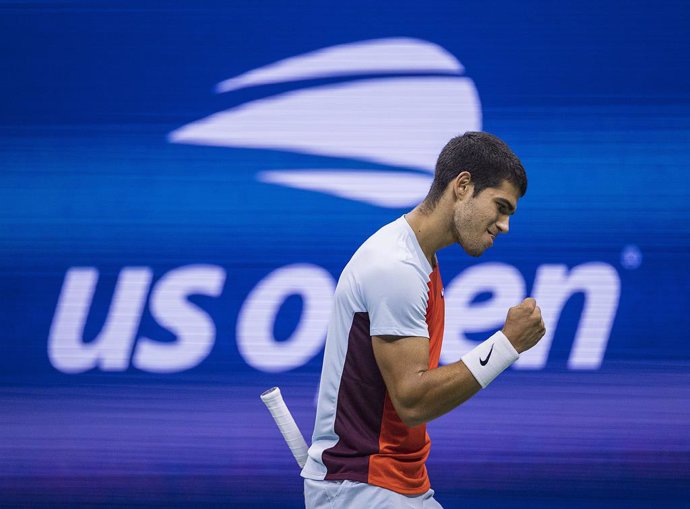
[425, 131, 527, 207]
[422, 132, 527, 257]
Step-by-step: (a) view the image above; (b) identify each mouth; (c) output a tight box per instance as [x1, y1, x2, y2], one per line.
[487, 230, 496, 245]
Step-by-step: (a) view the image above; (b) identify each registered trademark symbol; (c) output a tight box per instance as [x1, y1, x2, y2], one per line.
[620, 244, 642, 270]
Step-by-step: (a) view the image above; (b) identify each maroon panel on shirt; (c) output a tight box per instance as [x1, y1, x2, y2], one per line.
[322, 312, 387, 482]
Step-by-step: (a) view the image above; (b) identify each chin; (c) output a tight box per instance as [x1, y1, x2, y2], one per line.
[460, 243, 484, 258]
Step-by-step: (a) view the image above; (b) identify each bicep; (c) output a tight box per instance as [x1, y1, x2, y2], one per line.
[372, 335, 429, 408]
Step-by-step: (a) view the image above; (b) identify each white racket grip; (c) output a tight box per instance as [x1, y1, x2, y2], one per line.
[260, 387, 309, 468]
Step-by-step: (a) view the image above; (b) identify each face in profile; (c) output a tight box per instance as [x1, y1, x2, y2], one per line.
[453, 179, 519, 257]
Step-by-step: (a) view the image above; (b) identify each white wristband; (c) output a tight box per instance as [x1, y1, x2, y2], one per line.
[461, 331, 519, 388]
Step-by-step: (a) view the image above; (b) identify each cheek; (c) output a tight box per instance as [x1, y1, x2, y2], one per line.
[472, 207, 491, 230]
[482, 207, 498, 226]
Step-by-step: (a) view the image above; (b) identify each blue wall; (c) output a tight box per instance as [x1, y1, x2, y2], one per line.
[1, 1, 689, 507]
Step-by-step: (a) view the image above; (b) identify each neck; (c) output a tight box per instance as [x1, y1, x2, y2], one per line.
[405, 200, 456, 266]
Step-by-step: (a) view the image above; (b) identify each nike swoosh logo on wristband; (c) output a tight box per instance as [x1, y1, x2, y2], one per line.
[479, 343, 494, 366]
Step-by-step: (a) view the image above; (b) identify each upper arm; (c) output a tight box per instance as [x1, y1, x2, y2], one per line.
[372, 334, 430, 422]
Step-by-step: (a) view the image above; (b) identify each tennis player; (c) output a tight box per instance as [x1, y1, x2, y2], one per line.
[301, 132, 546, 508]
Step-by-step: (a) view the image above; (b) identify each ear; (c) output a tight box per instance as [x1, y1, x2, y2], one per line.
[453, 171, 473, 200]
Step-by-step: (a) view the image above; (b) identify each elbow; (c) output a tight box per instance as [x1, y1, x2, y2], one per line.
[390, 380, 429, 428]
[394, 401, 426, 429]
[400, 413, 425, 429]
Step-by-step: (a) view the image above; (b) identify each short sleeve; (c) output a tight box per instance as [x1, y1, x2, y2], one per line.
[361, 261, 430, 338]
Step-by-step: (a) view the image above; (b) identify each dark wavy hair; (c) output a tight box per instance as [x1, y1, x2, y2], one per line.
[423, 132, 527, 209]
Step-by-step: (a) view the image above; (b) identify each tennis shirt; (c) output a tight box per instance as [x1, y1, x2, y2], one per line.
[301, 215, 445, 495]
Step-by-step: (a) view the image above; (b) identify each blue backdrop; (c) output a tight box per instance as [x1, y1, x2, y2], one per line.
[1, 1, 689, 507]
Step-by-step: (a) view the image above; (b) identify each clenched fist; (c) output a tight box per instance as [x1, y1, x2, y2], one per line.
[501, 298, 546, 354]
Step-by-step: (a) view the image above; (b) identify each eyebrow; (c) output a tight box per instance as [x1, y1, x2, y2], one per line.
[496, 198, 516, 215]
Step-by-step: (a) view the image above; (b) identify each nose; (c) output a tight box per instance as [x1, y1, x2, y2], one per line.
[496, 215, 510, 234]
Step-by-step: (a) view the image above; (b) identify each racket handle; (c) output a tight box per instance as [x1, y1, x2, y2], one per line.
[260, 387, 309, 468]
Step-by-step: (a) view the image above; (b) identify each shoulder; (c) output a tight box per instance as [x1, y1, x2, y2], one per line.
[356, 248, 431, 313]
[351, 218, 428, 275]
